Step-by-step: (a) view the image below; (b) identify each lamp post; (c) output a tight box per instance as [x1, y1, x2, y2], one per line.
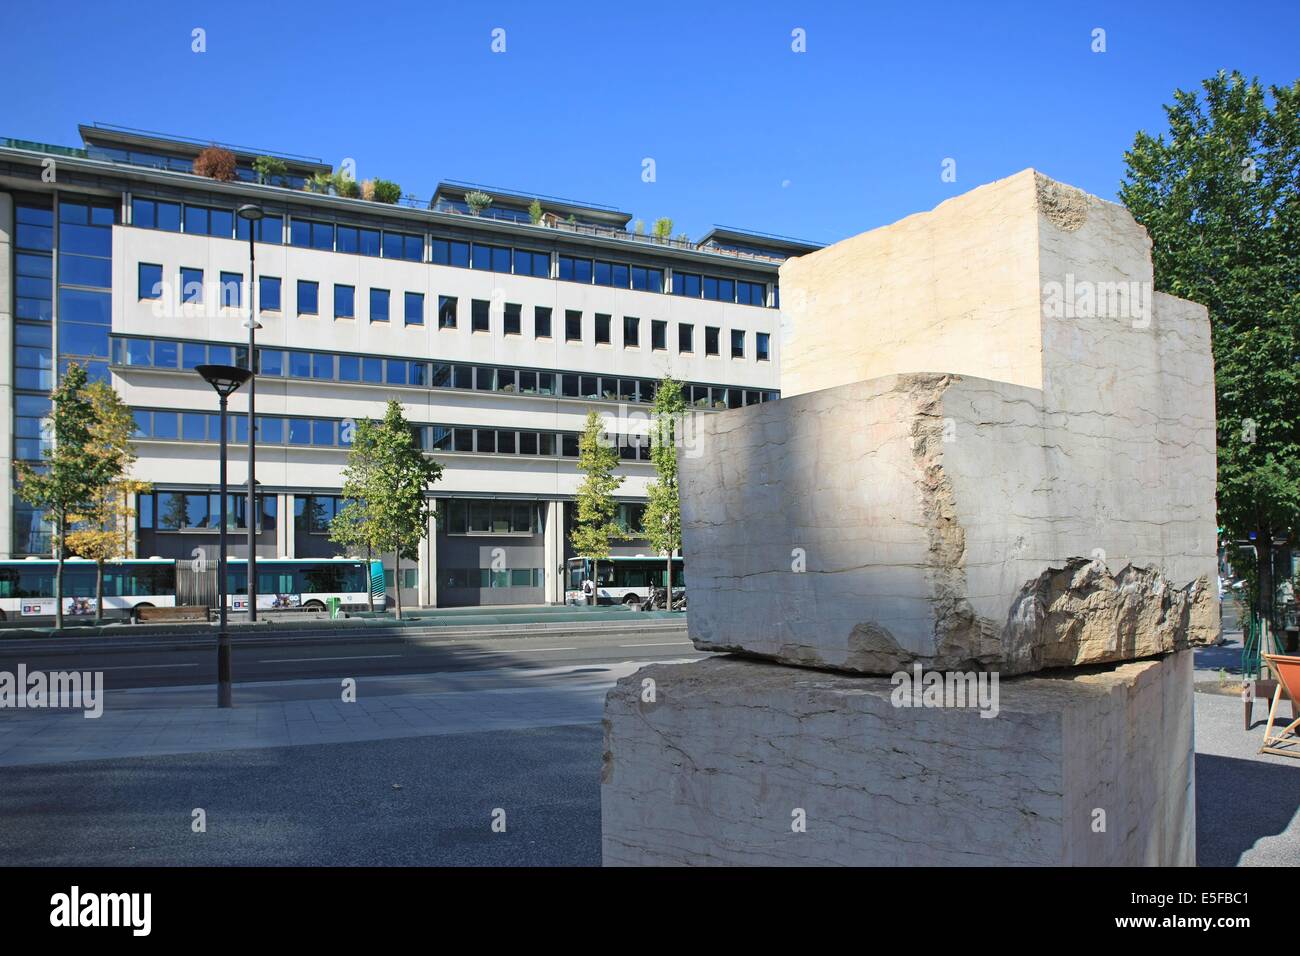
[197, 363, 252, 708]
[236, 203, 264, 622]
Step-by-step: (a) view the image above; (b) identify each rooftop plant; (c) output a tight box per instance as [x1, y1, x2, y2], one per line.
[465, 190, 493, 215]
[652, 217, 673, 240]
[529, 198, 544, 224]
[253, 155, 287, 185]
[193, 145, 237, 181]
[370, 179, 402, 204]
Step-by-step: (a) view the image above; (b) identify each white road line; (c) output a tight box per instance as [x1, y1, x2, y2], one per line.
[619, 641, 693, 647]
[467, 647, 577, 653]
[258, 654, 403, 664]
[97, 663, 201, 671]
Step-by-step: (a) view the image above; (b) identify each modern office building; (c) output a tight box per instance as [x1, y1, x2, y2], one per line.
[0, 123, 817, 607]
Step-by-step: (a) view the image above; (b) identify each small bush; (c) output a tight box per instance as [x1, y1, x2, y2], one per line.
[194, 146, 237, 181]
[370, 179, 402, 204]
[253, 155, 287, 185]
[464, 190, 493, 215]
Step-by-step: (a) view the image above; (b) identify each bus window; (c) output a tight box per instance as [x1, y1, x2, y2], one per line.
[0, 568, 17, 599]
[258, 570, 296, 594]
[567, 562, 585, 590]
[299, 565, 343, 593]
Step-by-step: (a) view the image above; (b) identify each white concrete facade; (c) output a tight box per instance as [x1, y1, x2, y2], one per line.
[0, 130, 791, 607]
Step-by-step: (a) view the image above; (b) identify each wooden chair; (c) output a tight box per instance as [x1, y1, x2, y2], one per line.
[1259, 654, 1300, 758]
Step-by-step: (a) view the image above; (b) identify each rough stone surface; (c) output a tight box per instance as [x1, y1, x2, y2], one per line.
[601, 651, 1195, 866]
[681, 170, 1218, 674]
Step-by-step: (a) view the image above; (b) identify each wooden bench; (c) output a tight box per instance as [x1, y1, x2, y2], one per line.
[134, 605, 209, 624]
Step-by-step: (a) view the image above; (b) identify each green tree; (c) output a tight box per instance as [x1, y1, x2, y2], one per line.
[1119, 71, 1300, 630]
[338, 402, 442, 619]
[16, 364, 114, 629]
[643, 376, 686, 602]
[65, 381, 149, 622]
[570, 410, 624, 598]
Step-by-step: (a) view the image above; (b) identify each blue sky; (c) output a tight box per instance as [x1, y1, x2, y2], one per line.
[3, 0, 1297, 245]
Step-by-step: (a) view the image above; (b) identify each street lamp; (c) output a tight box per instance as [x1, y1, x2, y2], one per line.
[236, 203, 264, 622]
[197, 363, 252, 708]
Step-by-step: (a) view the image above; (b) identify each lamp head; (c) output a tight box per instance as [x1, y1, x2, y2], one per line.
[236, 203, 265, 222]
[196, 363, 252, 399]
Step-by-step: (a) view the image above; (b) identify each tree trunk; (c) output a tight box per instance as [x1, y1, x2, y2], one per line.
[366, 544, 375, 614]
[95, 559, 104, 625]
[54, 513, 65, 630]
[394, 553, 403, 620]
[665, 553, 672, 608]
[1256, 533, 1275, 641]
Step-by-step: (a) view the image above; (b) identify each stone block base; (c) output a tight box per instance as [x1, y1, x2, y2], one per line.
[601, 651, 1194, 866]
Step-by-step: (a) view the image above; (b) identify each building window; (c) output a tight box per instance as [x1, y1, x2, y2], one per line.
[431, 238, 470, 267]
[651, 320, 667, 351]
[236, 214, 282, 244]
[471, 243, 512, 272]
[471, 299, 490, 332]
[438, 295, 458, 329]
[384, 232, 424, 262]
[756, 331, 770, 361]
[370, 288, 390, 323]
[674, 272, 701, 297]
[184, 204, 234, 238]
[705, 326, 720, 356]
[594, 261, 629, 288]
[504, 303, 521, 335]
[513, 249, 550, 278]
[298, 280, 319, 316]
[403, 293, 423, 327]
[290, 219, 335, 251]
[219, 272, 242, 309]
[704, 277, 736, 303]
[731, 329, 745, 358]
[260, 276, 281, 312]
[558, 255, 593, 283]
[623, 316, 640, 348]
[631, 266, 664, 293]
[334, 284, 355, 319]
[595, 313, 611, 345]
[337, 226, 381, 256]
[138, 263, 162, 300]
[738, 280, 766, 307]
[678, 323, 694, 353]
[565, 310, 582, 342]
[534, 306, 552, 338]
[131, 197, 181, 232]
[180, 267, 203, 305]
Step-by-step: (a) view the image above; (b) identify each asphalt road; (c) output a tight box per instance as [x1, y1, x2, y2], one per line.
[0, 726, 602, 866]
[0, 627, 697, 691]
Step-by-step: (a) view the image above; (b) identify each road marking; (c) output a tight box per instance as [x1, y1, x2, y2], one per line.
[258, 654, 403, 663]
[619, 641, 693, 647]
[467, 647, 577, 654]
[97, 663, 201, 671]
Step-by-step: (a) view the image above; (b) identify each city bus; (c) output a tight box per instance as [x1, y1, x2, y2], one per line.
[0, 558, 177, 620]
[0, 556, 383, 621]
[565, 556, 684, 607]
[225, 558, 381, 612]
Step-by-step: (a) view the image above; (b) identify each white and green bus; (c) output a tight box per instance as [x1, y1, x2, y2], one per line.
[565, 556, 684, 607]
[0, 558, 177, 620]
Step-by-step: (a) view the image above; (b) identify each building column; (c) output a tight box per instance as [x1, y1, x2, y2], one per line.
[0, 194, 14, 559]
[544, 499, 565, 604]
[419, 509, 437, 608]
[280, 493, 294, 557]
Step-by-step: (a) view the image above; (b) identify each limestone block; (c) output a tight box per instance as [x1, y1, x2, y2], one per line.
[680, 170, 1218, 674]
[681, 371, 1217, 674]
[601, 651, 1195, 866]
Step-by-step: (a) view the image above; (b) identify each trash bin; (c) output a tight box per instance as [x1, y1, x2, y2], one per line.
[326, 597, 342, 620]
